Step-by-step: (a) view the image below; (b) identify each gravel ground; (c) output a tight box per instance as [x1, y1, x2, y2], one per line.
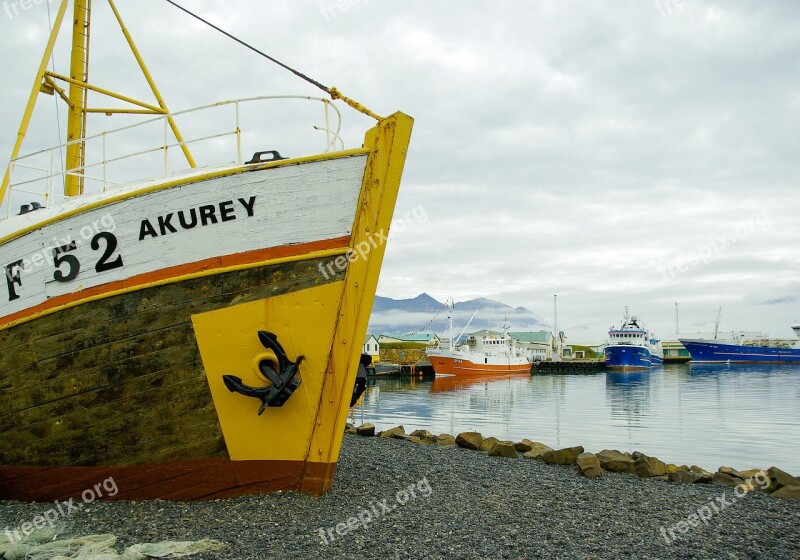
[1, 435, 798, 559]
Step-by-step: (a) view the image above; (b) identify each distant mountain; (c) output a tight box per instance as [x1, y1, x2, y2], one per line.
[368, 293, 549, 336]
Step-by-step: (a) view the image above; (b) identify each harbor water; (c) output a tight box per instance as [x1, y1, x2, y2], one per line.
[356, 363, 800, 474]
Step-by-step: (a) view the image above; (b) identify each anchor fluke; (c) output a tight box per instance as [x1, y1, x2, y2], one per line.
[222, 331, 304, 414]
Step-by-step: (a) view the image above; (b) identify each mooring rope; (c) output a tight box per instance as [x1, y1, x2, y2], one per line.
[162, 0, 383, 120]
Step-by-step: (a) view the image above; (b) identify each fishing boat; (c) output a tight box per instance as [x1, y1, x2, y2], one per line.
[680, 323, 800, 364]
[677, 308, 800, 364]
[0, 1, 412, 501]
[426, 302, 533, 375]
[604, 310, 664, 372]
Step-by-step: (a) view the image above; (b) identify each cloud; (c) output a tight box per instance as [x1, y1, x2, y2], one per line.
[2, 0, 799, 342]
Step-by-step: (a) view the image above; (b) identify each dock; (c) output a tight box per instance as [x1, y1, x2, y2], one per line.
[369, 362, 436, 378]
[531, 360, 606, 374]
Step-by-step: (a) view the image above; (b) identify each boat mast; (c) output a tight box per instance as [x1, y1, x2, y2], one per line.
[553, 295, 559, 339]
[65, 0, 91, 196]
[1, 0, 196, 202]
[448, 298, 454, 350]
[713, 307, 722, 340]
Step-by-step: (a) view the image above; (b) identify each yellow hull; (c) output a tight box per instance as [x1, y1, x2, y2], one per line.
[0, 113, 412, 500]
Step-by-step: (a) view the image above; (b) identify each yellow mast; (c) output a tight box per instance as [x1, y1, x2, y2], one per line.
[0, 0, 195, 204]
[65, 0, 91, 196]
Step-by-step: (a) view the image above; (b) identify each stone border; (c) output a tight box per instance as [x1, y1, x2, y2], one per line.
[345, 423, 800, 501]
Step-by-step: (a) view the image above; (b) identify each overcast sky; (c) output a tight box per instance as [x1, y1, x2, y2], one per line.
[1, 0, 799, 342]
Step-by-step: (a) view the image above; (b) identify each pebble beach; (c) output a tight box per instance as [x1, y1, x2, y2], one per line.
[2, 434, 799, 559]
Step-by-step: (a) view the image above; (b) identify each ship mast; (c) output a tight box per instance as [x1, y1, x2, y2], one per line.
[713, 307, 722, 340]
[1, 0, 196, 202]
[65, 0, 91, 196]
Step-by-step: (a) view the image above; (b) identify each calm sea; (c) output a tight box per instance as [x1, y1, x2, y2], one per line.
[355, 364, 800, 474]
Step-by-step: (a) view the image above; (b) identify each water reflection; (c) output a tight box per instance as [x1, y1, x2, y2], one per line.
[430, 372, 529, 393]
[358, 365, 800, 472]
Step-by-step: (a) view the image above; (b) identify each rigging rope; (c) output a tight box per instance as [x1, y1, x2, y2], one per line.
[407, 302, 450, 337]
[46, 1, 64, 179]
[162, 0, 383, 120]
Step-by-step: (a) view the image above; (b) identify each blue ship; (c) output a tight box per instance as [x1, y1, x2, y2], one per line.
[680, 325, 800, 363]
[604, 310, 664, 371]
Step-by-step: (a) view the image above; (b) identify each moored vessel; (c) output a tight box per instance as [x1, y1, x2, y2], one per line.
[604, 310, 664, 372]
[0, 0, 412, 501]
[680, 324, 800, 364]
[426, 302, 533, 375]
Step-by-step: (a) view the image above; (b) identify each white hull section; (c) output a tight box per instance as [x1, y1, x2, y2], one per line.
[0, 155, 366, 325]
[426, 348, 532, 374]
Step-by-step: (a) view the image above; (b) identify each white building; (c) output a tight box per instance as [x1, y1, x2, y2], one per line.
[363, 334, 380, 363]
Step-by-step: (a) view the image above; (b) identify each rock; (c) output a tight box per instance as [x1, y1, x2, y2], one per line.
[542, 446, 584, 465]
[410, 429, 434, 441]
[455, 432, 483, 450]
[487, 442, 518, 458]
[718, 466, 746, 480]
[436, 434, 456, 446]
[597, 450, 635, 473]
[712, 467, 746, 488]
[576, 452, 603, 479]
[633, 455, 666, 477]
[344, 422, 357, 435]
[739, 468, 767, 479]
[356, 423, 375, 437]
[522, 442, 553, 460]
[514, 439, 535, 453]
[767, 466, 800, 490]
[736, 469, 771, 492]
[668, 471, 709, 484]
[770, 485, 800, 500]
[395, 434, 422, 444]
[665, 464, 678, 474]
[479, 437, 501, 452]
[379, 425, 406, 439]
[712, 472, 743, 487]
[689, 465, 713, 478]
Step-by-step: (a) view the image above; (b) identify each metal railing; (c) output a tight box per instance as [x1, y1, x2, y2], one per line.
[3, 95, 343, 219]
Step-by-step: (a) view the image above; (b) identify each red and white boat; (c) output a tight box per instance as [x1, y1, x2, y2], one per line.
[425, 301, 533, 375]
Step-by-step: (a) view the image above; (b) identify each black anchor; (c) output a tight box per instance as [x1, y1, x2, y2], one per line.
[222, 331, 304, 415]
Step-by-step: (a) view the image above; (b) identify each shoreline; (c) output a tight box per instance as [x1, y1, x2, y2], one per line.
[351, 423, 800, 500]
[1, 434, 798, 559]
[360, 363, 800, 475]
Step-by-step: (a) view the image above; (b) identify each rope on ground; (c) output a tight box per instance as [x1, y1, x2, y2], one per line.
[0, 527, 226, 559]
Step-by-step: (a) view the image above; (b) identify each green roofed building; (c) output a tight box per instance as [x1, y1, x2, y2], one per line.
[509, 330, 558, 361]
[378, 333, 440, 346]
